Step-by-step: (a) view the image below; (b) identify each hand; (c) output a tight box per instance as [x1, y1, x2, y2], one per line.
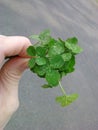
[0, 35, 31, 129]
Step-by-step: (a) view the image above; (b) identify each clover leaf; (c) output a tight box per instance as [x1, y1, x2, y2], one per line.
[49, 55, 65, 69]
[29, 35, 40, 40]
[35, 57, 47, 66]
[66, 37, 78, 45]
[61, 53, 72, 61]
[26, 46, 36, 56]
[48, 41, 65, 57]
[27, 29, 83, 107]
[65, 38, 83, 54]
[39, 29, 50, 40]
[33, 65, 46, 77]
[56, 93, 78, 107]
[28, 58, 35, 69]
[36, 46, 46, 57]
[45, 70, 60, 86]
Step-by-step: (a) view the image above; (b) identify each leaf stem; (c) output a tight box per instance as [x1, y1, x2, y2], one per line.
[59, 81, 66, 96]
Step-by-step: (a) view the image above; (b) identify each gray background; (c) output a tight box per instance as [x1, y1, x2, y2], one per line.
[0, 0, 98, 130]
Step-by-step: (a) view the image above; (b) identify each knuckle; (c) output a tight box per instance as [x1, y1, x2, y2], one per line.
[0, 67, 20, 84]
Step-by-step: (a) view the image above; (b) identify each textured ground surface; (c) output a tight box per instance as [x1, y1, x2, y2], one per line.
[0, 0, 98, 130]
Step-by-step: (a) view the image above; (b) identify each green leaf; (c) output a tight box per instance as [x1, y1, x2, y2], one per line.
[66, 93, 78, 105]
[48, 41, 65, 57]
[60, 56, 75, 72]
[56, 96, 67, 107]
[27, 30, 83, 108]
[60, 71, 67, 78]
[26, 46, 36, 56]
[65, 39, 83, 54]
[56, 93, 78, 107]
[66, 37, 78, 45]
[49, 55, 65, 69]
[61, 53, 72, 61]
[58, 38, 65, 44]
[65, 56, 75, 72]
[35, 57, 47, 65]
[39, 29, 50, 40]
[36, 46, 46, 56]
[28, 58, 35, 69]
[39, 29, 52, 45]
[32, 65, 49, 77]
[29, 35, 40, 40]
[41, 84, 52, 88]
[48, 38, 57, 47]
[45, 70, 60, 86]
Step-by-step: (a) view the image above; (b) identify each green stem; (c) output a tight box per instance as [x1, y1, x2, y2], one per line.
[59, 81, 66, 96]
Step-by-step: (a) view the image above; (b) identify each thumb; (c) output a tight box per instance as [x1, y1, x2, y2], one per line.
[0, 57, 29, 92]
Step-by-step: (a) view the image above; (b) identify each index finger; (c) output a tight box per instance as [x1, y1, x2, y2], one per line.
[0, 36, 32, 64]
[4, 36, 32, 57]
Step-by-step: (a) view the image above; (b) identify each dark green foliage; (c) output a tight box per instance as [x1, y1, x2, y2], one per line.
[65, 37, 83, 54]
[45, 70, 60, 86]
[61, 53, 72, 61]
[49, 55, 65, 69]
[28, 58, 35, 69]
[27, 29, 83, 107]
[35, 57, 47, 66]
[48, 41, 65, 57]
[36, 46, 46, 56]
[26, 46, 36, 56]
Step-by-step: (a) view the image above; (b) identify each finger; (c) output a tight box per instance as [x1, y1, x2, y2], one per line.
[0, 35, 7, 38]
[0, 56, 29, 92]
[0, 35, 7, 64]
[0, 36, 32, 58]
[0, 56, 29, 126]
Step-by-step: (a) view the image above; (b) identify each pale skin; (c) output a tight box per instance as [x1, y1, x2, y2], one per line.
[0, 35, 32, 130]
